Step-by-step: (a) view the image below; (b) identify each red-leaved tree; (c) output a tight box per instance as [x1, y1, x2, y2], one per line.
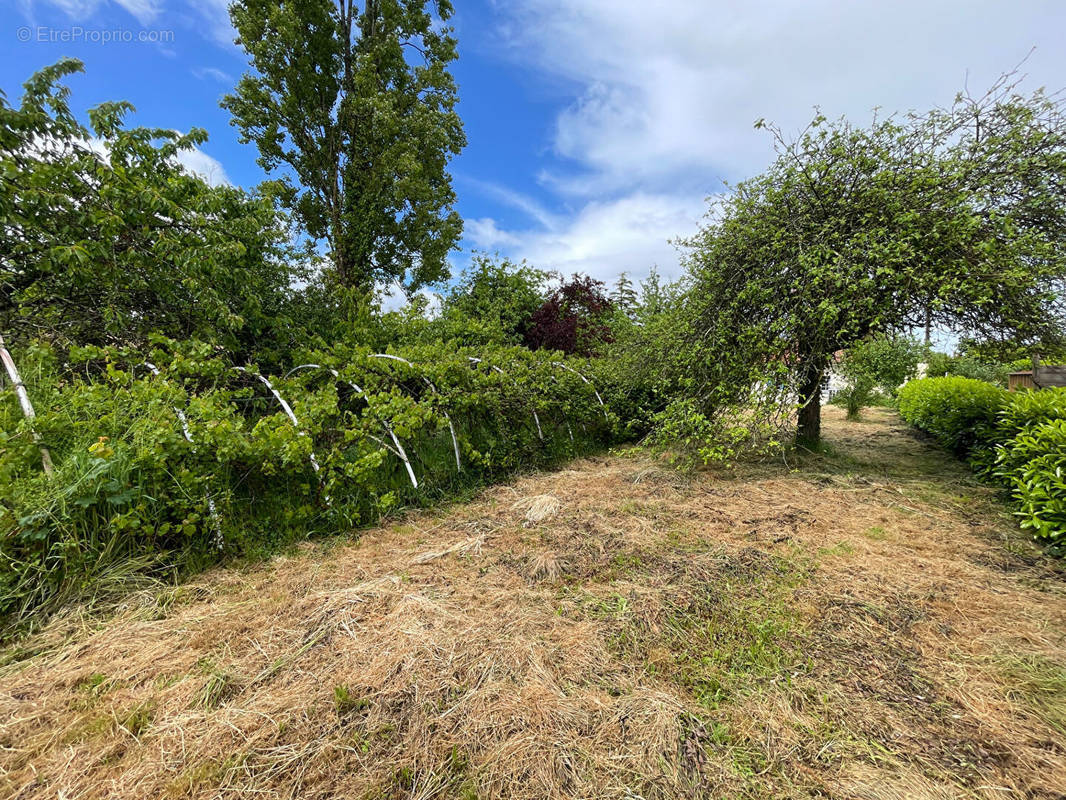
[523, 274, 614, 355]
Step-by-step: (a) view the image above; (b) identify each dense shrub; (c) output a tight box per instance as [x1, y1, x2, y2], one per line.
[924, 352, 1010, 387]
[996, 419, 1066, 541]
[896, 377, 1008, 456]
[968, 387, 1066, 474]
[898, 380, 1066, 542]
[0, 340, 616, 633]
[983, 389, 1066, 541]
[992, 387, 1066, 438]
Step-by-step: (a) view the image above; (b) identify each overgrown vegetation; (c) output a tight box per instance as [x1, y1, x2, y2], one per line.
[4, 13, 1066, 641]
[925, 350, 1013, 387]
[0, 338, 614, 632]
[0, 58, 629, 635]
[0, 59, 302, 365]
[897, 376, 1008, 456]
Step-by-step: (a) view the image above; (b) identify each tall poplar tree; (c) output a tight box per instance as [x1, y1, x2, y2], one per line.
[223, 0, 465, 294]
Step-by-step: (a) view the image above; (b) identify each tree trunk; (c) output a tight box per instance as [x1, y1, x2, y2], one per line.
[796, 360, 825, 446]
[332, 245, 349, 287]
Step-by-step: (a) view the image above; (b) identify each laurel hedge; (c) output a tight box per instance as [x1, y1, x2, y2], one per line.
[896, 377, 1008, 456]
[898, 377, 1066, 543]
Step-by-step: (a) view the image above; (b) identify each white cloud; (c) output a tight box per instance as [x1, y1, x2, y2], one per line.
[187, 0, 236, 48]
[377, 281, 407, 313]
[466, 192, 706, 285]
[192, 66, 233, 83]
[116, 0, 158, 24]
[464, 217, 521, 251]
[26, 0, 162, 25]
[172, 146, 230, 187]
[501, 0, 1066, 195]
[461, 177, 561, 230]
[474, 0, 1066, 286]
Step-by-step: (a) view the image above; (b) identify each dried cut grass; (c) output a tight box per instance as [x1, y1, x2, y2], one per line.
[412, 533, 489, 564]
[513, 494, 561, 527]
[526, 551, 565, 583]
[1, 408, 1065, 799]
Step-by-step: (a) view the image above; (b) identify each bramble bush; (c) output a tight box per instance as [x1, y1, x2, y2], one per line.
[0, 339, 616, 633]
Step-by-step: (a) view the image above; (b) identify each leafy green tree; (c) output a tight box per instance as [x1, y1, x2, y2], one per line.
[956, 336, 1066, 366]
[0, 59, 300, 363]
[611, 273, 638, 316]
[678, 76, 1066, 444]
[224, 0, 465, 293]
[441, 255, 546, 345]
[924, 351, 1011, 386]
[833, 336, 926, 419]
[637, 266, 676, 320]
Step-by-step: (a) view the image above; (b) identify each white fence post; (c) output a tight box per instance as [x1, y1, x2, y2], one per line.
[287, 363, 421, 489]
[0, 332, 55, 475]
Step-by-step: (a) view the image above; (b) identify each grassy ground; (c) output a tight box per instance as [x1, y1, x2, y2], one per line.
[1, 407, 1065, 799]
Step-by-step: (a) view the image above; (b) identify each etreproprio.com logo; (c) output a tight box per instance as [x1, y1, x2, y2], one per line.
[16, 26, 175, 44]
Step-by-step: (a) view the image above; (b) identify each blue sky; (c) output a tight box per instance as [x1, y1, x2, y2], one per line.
[5, 0, 1066, 304]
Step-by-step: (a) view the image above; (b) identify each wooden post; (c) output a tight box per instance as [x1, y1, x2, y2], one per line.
[0, 332, 55, 475]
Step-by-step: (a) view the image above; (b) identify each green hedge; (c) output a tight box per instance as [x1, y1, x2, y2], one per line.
[898, 377, 1066, 543]
[996, 419, 1066, 541]
[896, 377, 1008, 456]
[963, 387, 1066, 475]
